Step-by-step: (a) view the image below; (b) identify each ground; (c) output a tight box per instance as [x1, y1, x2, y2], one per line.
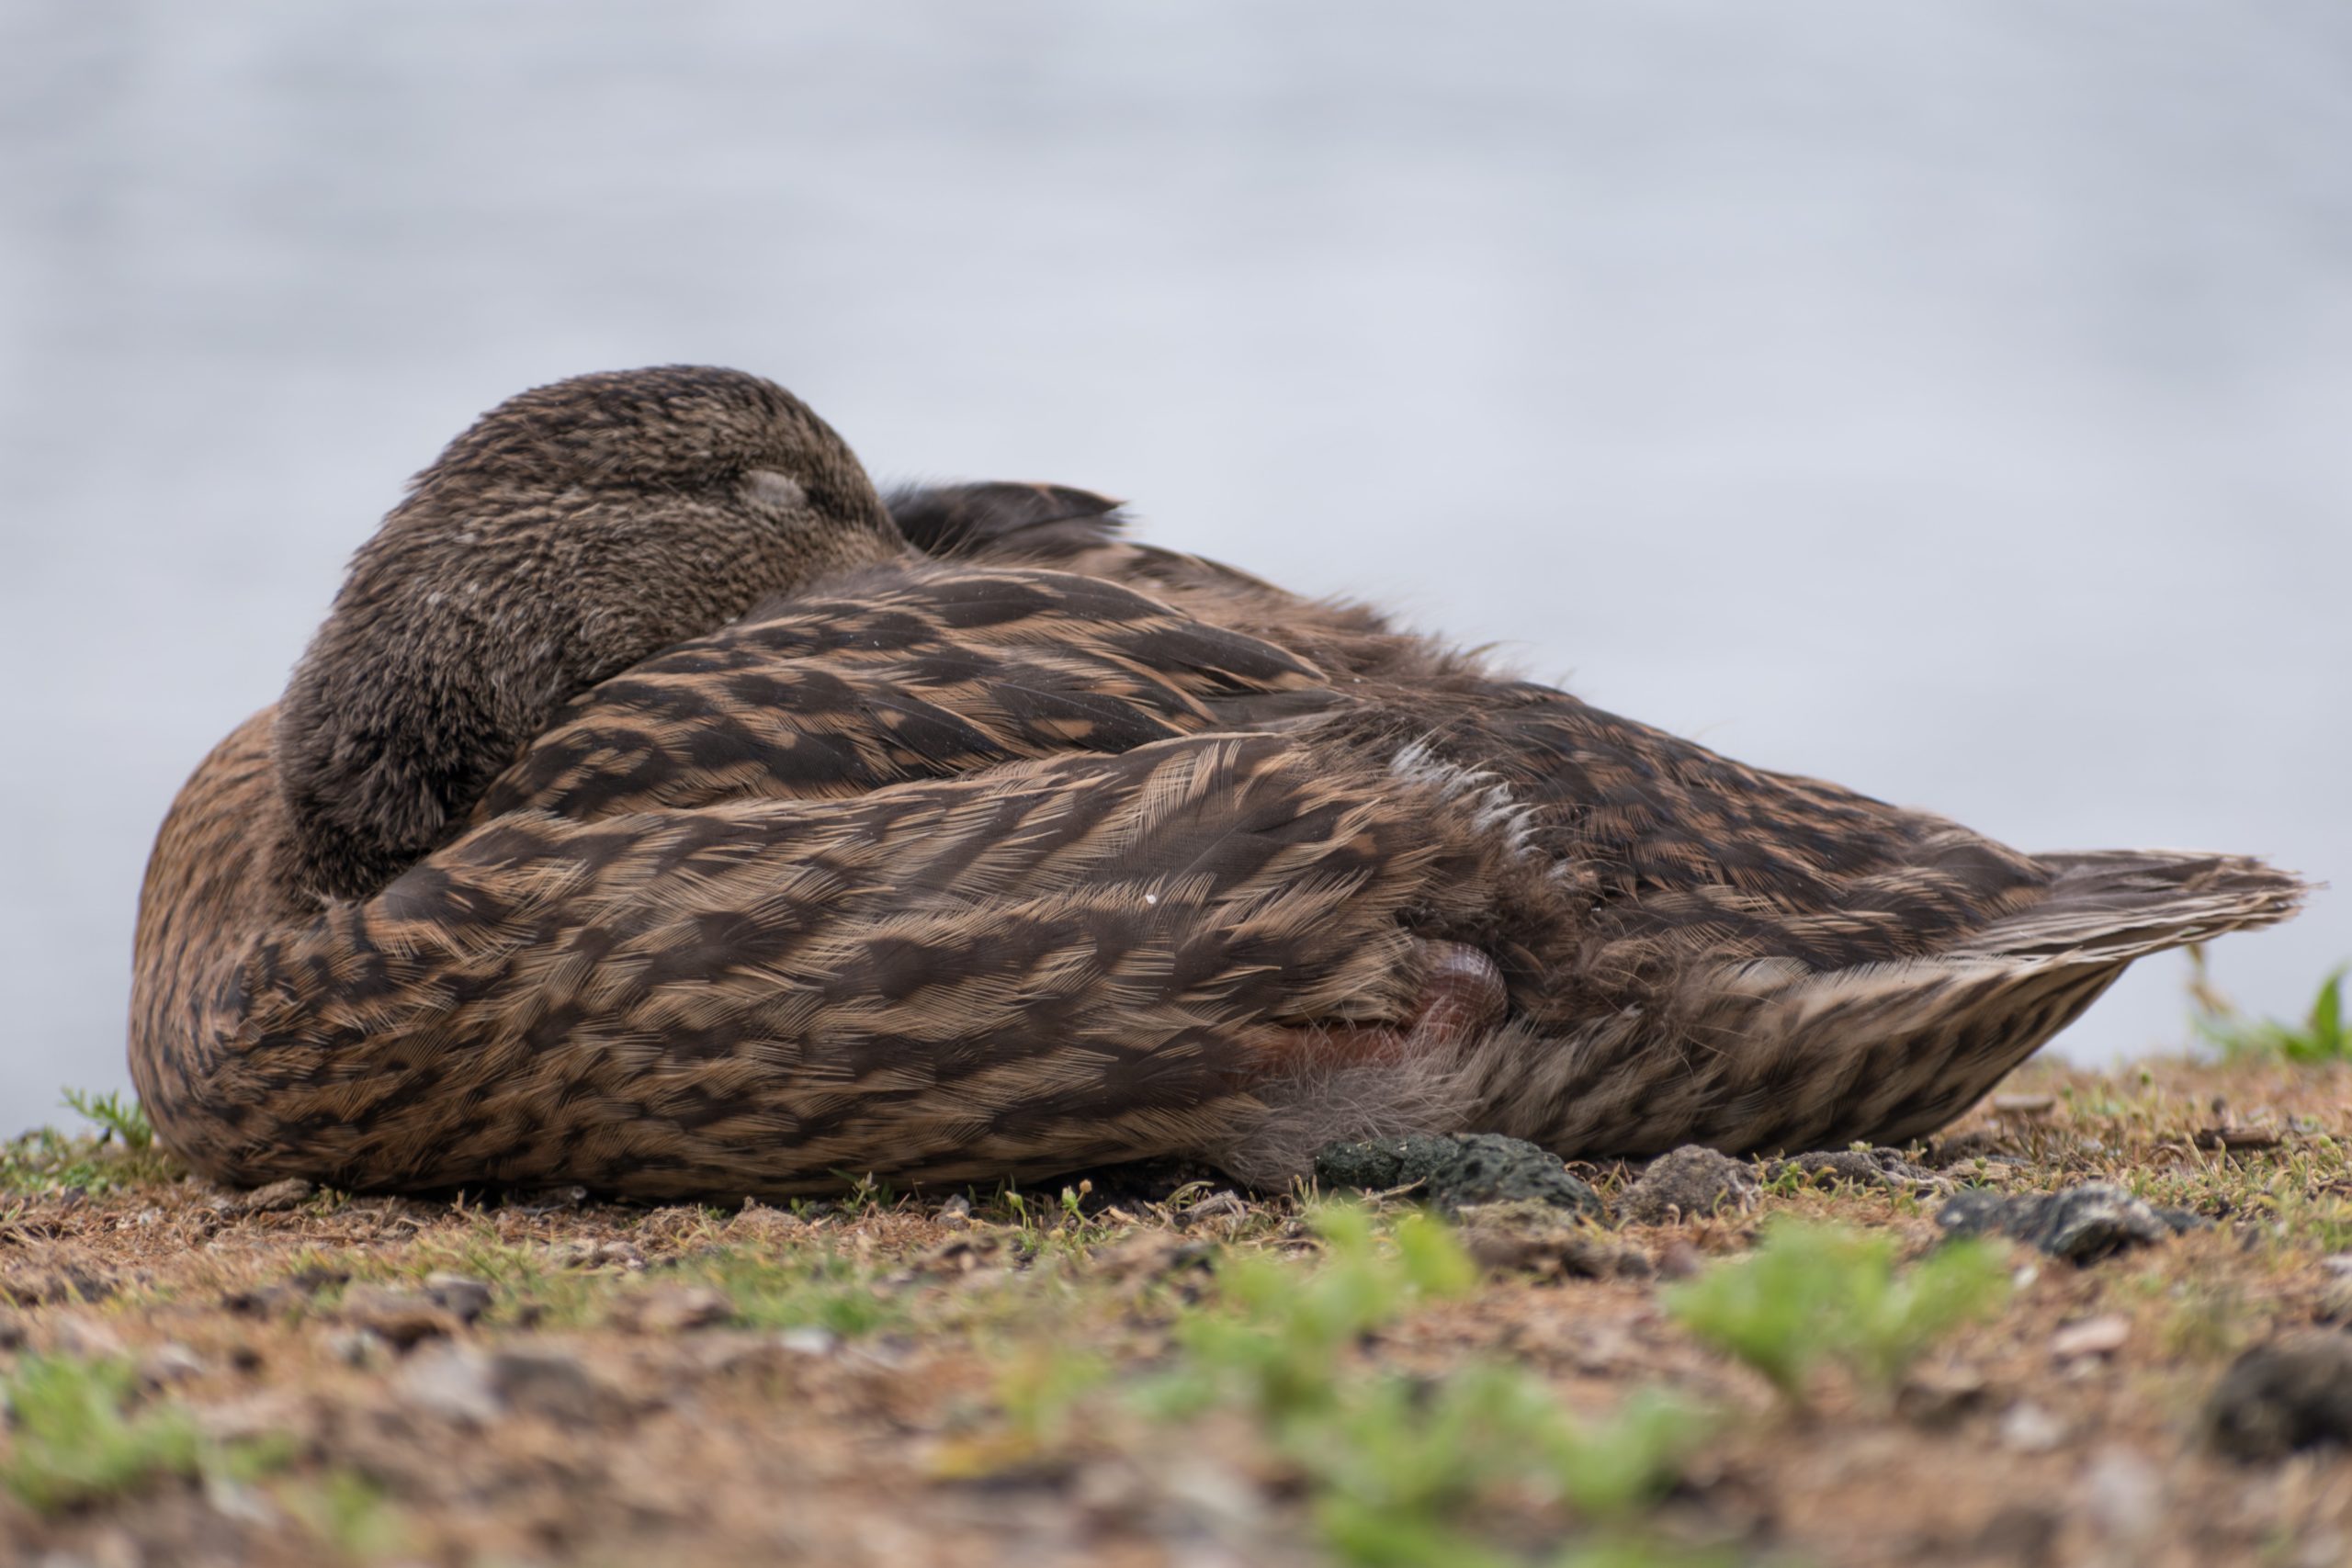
[4, 1055, 2351, 1568]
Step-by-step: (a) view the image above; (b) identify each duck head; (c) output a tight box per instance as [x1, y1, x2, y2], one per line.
[275, 366, 907, 904]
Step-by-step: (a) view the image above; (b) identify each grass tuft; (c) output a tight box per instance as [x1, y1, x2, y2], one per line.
[0, 1356, 206, 1513]
[1664, 1219, 2008, 1405]
[1135, 1204, 1707, 1566]
[2192, 957, 2352, 1064]
[61, 1088, 155, 1152]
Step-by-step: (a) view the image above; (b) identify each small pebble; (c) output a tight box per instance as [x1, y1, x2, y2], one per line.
[2051, 1314, 2132, 1360]
[1998, 1401, 2067, 1453]
[396, 1344, 504, 1427]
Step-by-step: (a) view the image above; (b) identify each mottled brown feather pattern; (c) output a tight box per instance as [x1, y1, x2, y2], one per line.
[473, 563, 1334, 823]
[137, 718, 1515, 1196]
[922, 481, 2306, 1156]
[129, 372, 2308, 1198]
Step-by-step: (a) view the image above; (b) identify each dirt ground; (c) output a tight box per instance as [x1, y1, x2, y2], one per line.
[4, 1055, 2352, 1568]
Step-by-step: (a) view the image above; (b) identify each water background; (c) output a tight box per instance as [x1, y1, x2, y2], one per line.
[3, 2, 2346, 1135]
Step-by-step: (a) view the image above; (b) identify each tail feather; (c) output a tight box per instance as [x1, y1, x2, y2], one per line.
[1437, 850, 2312, 1164]
[1953, 850, 2311, 963]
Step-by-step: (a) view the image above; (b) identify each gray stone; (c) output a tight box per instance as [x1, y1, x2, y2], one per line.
[395, 1344, 503, 1427]
[1998, 1400, 2067, 1452]
[395, 1341, 624, 1427]
[1616, 1145, 1758, 1225]
[490, 1344, 615, 1423]
[1937, 1182, 2200, 1262]
[1312, 1134, 1605, 1219]
[778, 1326, 838, 1357]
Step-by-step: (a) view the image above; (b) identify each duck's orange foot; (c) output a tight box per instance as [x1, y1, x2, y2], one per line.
[1260, 939, 1508, 1072]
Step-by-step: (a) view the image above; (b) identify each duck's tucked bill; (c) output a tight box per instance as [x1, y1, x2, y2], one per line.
[128, 366, 2307, 1198]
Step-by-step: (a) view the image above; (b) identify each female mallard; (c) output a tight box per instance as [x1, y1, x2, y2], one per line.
[130, 367, 2304, 1198]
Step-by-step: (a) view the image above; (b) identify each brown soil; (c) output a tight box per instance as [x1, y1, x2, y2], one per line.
[5, 1055, 2352, 1568]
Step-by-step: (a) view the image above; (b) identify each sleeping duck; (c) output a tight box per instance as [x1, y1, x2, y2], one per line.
[130, 367, 2304, 1198]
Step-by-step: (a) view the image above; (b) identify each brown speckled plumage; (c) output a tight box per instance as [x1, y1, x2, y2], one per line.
[130, 367, 2307, 1197]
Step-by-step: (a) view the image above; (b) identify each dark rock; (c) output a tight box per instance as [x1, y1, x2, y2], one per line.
[1616, 1145, 1757, 1225]
[1312, 1134, 1605, 1219]
[1936, 1183, 2201, 1263]
[2206, 1335, 2352, 1461]
[492, 1344, 621, 1423]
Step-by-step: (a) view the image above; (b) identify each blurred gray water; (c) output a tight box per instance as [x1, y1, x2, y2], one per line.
[2, 2, 2346, 1135]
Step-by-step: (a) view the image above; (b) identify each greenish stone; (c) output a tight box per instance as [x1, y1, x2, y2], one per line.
[1311, 1133, 1605, 1221]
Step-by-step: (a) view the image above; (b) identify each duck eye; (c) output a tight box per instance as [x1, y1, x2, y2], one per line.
[744, 468, 808, 511]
